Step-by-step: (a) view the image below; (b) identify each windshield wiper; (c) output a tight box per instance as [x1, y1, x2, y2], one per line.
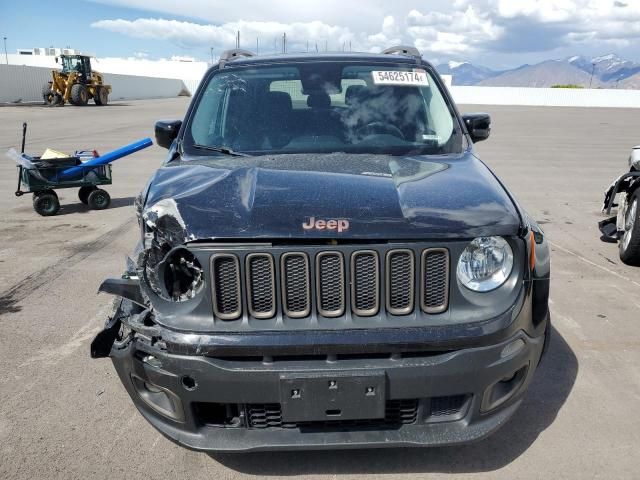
[191, 144, 248, 157]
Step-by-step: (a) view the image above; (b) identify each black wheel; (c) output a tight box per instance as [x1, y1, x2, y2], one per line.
[70, 84, 89, 106]
[87, 189, 111, 210]
[78, 186, 96, 204]
[94, 87, 109, 106]
[33, 191, 60, 216]
[619, 191, 640, 265]
[42, 83, 61, 106]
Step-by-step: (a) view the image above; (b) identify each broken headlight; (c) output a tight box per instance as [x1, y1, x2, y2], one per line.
[143, 247, 204, 302]
[457, 236, 513, 292]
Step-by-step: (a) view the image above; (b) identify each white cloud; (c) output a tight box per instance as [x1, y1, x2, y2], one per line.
[92, 7, 504, 58]
[406, 6, 502, 54]
[92, 18, 355, 53]
[90, 0, 640, 61]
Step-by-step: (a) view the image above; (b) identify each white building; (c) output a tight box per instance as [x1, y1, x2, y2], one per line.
[16, 47, 80, 57]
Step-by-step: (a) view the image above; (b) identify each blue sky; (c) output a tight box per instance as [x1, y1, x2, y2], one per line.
[0, 0, 209, 59]
[2, 0, 640, 69]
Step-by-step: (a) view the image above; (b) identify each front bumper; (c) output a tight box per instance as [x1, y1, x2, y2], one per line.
[110, 326, 545, 451]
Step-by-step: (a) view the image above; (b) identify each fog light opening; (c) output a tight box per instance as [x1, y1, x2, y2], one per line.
[482, 365, 528, 412]
[131, 375, 185, 422]
[181, 375, 197, 391]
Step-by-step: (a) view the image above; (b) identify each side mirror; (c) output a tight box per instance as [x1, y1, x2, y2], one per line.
[55, 56, 59, 63]
[155, 120, 182, 149]
[462, 113, 491, 143]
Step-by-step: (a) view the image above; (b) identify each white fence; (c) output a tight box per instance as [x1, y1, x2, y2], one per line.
[0, 64, 188, 103]
[450, 85, 640, 108]
[4, 62, 640, 108]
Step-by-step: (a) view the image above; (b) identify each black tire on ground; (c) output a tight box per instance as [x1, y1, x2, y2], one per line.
[42, 83, 61, 106]
[70, 83, 89, 106]
[78, 186, 96, 204]
[94, 87, 109, 106]
[619, 191, 640, 266]
[87, 189, 111, 210]
[33, 191, 60, 216]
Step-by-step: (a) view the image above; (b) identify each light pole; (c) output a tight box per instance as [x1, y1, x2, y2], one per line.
[589, 62, 595, 88]
[210, 47, 214, 65]
[3, 37, 8, 65]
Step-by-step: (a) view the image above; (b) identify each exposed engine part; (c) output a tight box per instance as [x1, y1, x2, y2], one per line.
[163, 249, 204, 301]
[142, 246, 203, 302]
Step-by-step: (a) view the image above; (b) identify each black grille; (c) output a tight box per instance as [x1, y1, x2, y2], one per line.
[386, 250, 415, 315]
[351, 251, 379, 316]
[245, 404, 284, 428]
[247, 399, 418, 429]
[246, 254, 275, 318]
[316, 252, 345, 317]
[211, 254, 241, 320]
[210, 246, 450, 321]
[429, 395, 468, 417]
[421, 249, 449, 313]
[281, 253, 310, 318]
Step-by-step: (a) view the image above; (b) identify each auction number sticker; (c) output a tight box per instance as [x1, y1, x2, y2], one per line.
[372, 69, 429, 86]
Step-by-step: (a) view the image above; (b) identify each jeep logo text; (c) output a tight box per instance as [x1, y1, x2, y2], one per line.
[302, 217, 349, 233]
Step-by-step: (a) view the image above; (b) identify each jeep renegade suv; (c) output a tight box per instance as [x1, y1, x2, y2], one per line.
[92, 46, 550, 451]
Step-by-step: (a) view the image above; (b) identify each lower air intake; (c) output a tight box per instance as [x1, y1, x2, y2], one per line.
[247, 399, 419, 429]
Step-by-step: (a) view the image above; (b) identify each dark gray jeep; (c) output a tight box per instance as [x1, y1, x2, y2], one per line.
[91, 46, 551, 451]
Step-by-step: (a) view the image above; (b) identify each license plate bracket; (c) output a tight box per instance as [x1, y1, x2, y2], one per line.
[279, 371, 386, 423]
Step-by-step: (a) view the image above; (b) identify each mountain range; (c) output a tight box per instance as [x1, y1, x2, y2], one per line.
[436, 54, 640, 89]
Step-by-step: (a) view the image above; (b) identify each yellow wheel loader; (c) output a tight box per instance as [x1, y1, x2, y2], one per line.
[42, 55, 111, 106]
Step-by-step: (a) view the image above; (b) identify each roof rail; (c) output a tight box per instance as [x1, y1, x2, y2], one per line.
[381, 45, 421, 59]
[219, 48, 256, 68]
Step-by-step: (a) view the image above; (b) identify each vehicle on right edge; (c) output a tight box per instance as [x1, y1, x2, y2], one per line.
[599, 146, 640, 265]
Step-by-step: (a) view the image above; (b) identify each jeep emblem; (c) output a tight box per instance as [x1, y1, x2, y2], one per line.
[302, 217, 349, 233]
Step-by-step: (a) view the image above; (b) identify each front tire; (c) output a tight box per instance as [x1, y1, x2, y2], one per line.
[42, 83, 61, 106]
[619, 191, 640, 266]
[33, 191, 60, 216]
[70, 84, 89, 106]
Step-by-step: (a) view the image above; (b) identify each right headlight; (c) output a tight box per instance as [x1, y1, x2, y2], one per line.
[457, 236, 514, 292]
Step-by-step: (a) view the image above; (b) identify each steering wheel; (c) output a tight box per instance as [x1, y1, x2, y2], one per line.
[355, 122, 405, 140]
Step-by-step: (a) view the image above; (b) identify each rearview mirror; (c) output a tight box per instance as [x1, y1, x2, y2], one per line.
[462, 113, 491, 143]
[155, 120, 182, 149]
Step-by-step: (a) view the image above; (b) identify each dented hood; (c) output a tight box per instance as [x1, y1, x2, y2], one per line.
[142, 152, 521, 241]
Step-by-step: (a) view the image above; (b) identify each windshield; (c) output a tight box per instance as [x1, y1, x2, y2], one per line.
[184, 62, 463, 157]
[61, 56, 82, 73]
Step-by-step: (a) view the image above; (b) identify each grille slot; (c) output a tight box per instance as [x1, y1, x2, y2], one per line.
[316, 252, 345, 317]
[385, 249, 415, 315]
[246, 399, 418, 429]
[351, 251, 380, 316]
[210, 254, 242, 320]
[246, 404, 284, 428]
[281, 253, 311, 318]
[245, 253, 276, 319]
[429, 395, 468, 418]
[421, 248, 450, 314]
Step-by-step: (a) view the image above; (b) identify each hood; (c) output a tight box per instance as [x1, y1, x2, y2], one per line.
[142, 152, 521, 242]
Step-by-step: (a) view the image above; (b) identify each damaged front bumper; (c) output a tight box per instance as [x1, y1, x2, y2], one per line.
[92, 291, 547, 452]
